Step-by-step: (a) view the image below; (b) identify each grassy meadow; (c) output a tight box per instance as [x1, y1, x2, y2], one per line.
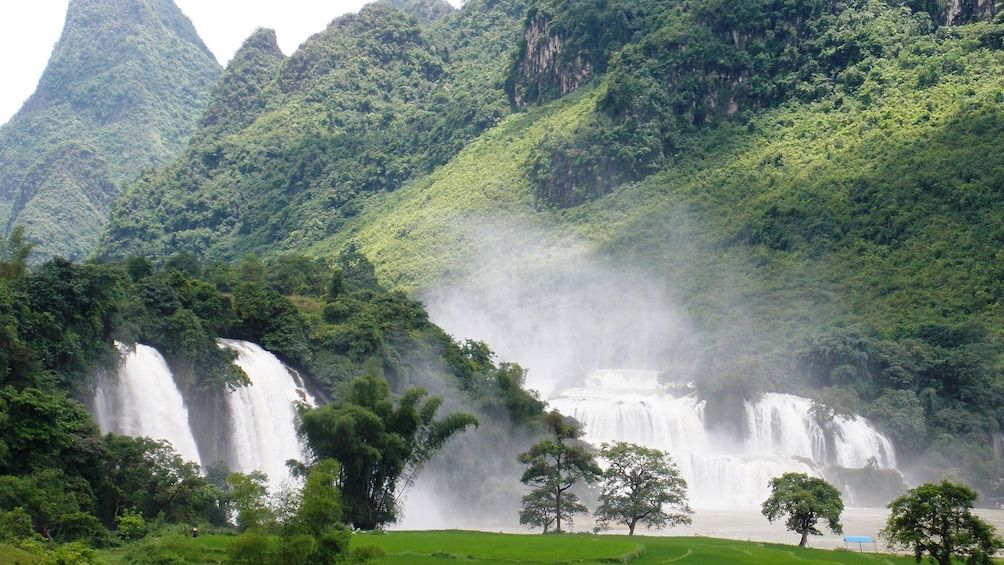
[79, 530, 930, 565]
[353, 531, 922, 564]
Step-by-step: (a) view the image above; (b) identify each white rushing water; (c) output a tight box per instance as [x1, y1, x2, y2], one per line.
[547, 370, 897, 507]
[94, 343, 203, 466]
[93, 339, 316, 488]
[221, 339, 316, 486]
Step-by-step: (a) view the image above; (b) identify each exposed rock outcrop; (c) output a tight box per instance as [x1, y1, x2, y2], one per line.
[509, 11, 593, 107]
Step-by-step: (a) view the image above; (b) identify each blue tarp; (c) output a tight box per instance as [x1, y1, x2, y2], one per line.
[844, 536, 874, 543]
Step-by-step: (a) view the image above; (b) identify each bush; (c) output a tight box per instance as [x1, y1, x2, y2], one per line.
[115, 510, 147, 541]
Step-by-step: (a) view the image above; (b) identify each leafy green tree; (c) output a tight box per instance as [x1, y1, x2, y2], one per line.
[226, 471, 272, 532]
[0, 507, 36, 543]
[162, 250, 202, 277]
[594, 441, 693, 535]
[0, 469, 93, 542]
[869, 389, 927, 452]
[225, 529, 271, 565]
[101, 434, 225, 528]
[0, 225, 33, 280]
[13, 258, 125, 390]
[882, 481, 1004, 565]
[288, 460, 351, 565]
[762, 472, 844, 547]
[291, 460, 343, 536]
[517, 411, 601, 533]
[56, 511, 109, 547]
[265, 255, 331, 297]
[517, 487, 574, 534]
[0, 386, 102, 476]
[298, 374, 478, 530]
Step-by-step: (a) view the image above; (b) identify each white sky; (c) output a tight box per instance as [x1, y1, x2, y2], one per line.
[0, 0, 385, 125]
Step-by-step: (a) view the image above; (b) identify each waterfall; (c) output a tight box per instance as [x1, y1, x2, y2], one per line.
[548, 370, 897, 508]
[93, 340, 317, 489]
[221, 339, 316, 487]
[746, 393, 896, 469]
[94, 343, 203, 466]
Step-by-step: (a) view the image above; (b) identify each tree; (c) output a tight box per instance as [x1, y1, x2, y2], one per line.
[226, 471, 272, 532]
[761, 472, 844, 547]
[0, 225, 33, 280]
[594, 441, 693, 535]
[298, 374, 478, 530]
[881, 481, 1004, 565]
[517, 410, 601, 533]
[101, 435, 225, 528]
[287, 460, 351, 565]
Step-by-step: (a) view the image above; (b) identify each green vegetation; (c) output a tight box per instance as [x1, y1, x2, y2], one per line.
[0, 0, 221, 261]
[298, 374, 478, 530]
[517, 411, 602, 533]
[100, 0, 526, 262]
[86, 0, 1004, 495]
[7, 0, 1004, 559]
[0, 227, 544, 560]
[882, 481, 1004, 565]
[84, 530, 938, 565]
[595, 441, 693, 536]
[291, 0, 1004, 493]
[349, 531, 924, 565]
[224, 460, 352, 565]
[762, 473, 844, 548]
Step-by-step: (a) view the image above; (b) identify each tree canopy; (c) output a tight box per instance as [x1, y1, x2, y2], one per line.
[297, 374, 478, 530]
[594, 441, 693, 535]
[881, 481, 1004, 565]
[517, 411, 602, 533]
[761, 472, 844, 547]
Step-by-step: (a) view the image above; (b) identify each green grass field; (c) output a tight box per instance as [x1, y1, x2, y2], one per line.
[350, 531, 922, 565]
[0, 544, 44, 564]
[14, 529, 978, 564]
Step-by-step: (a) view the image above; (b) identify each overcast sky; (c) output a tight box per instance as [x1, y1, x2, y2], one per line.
[0, 0, 390, 126]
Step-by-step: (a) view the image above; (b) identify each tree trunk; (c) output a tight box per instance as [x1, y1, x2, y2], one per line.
[555, 489, 562, 533]
[628, 519, 637, 536]
[799, 530, 808, 547]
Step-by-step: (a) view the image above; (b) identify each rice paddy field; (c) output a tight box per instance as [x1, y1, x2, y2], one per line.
[349, 530, 923, 564]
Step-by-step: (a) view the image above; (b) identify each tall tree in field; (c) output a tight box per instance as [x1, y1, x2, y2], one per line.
[298, 374, 478, 530]
[762, 472, 843, 547]
[881, 481, 1003, 565]
[517, 411, 601, 533]
[594, 442, 693, 535]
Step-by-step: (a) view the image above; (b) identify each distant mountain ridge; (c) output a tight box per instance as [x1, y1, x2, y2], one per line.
[0, 0, 220, 261]
[100, 0, 523, 261]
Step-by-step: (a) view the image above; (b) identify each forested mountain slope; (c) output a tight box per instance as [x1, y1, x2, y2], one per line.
[96, 0, 1004, 493]
[0, 0, 220, 261]
[100, 0, 523, 261]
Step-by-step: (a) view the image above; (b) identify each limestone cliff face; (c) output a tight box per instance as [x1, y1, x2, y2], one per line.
[943, 0, 997, 25]
[508, 10, 593, 108]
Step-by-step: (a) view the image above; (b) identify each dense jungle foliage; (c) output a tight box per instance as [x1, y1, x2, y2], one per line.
[0, 229, 544, 558]
[0, 0, 221, 262]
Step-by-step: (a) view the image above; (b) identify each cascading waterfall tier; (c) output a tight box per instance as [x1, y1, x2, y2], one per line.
[547, 370, 897, 507]
[221, 339, 316, 487]
[93, 340, 316, 489]
[94, 343, 203, 466]
[745, 392, 896, 469]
